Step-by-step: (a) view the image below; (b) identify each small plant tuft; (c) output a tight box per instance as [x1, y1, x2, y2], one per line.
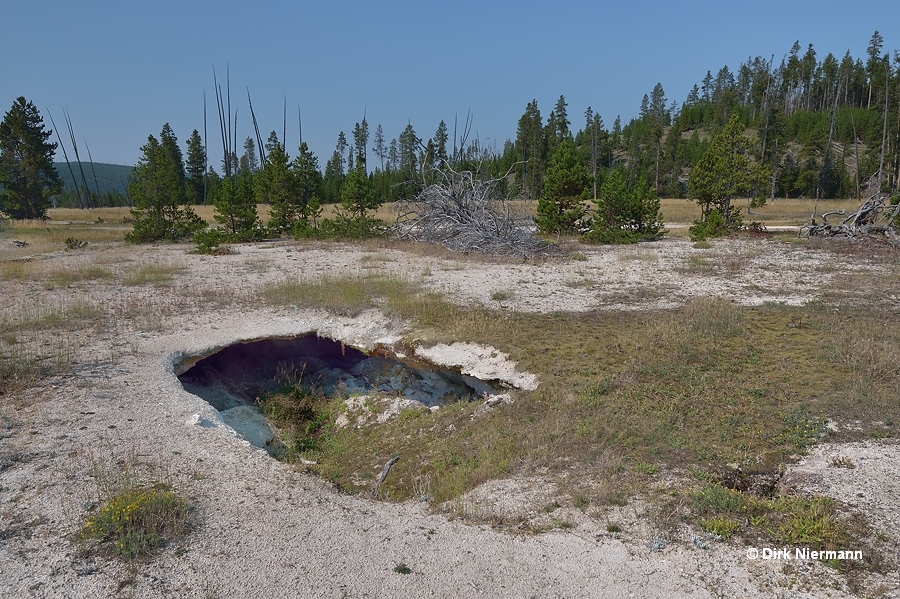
[64, 237, 88, 250]
[81, 483, 187, 561]
[698, 515, 741, 538]
[543, 500, 561, 513]
[634, 462, 659, 475]
[828, 456, 856, 469]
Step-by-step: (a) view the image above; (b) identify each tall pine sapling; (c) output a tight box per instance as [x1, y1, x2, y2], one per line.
[126, 126, 204, 243]
[582, 169, 664, 244]
[688, 115, 767, 240]
[534, 138, 589, 236]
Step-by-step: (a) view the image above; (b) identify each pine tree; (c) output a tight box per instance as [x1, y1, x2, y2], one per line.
[516, 100, 544, 198]
[866, 31, 885, 108]
[185, 129, 207, 205]
[433, 121, 449, 166]
[583, 169, 663, 244]
[545, 95, 571, 158]
[159, 124, 186, 205]
[340, 162, 378, 219]
[126, 126, 204, 243]
[322, 150, 343, 204]
[397, 123, 421, 198]
[398, 123, 420, 179]
[336, 131, 348, 176]
[387, 139, 399, 173]
[689, 114, 765, 239]
[213, 170, 259, 238]
[352, 117, 369, 169]
[241, 137, 259, 173]
[0, 97, 63, 219]
[291, 141, 324, 226]
[534, 138, 589, 235]
[611, 116, 622, 155]
[372, 124, 386, 171]
[257, 132, 296, 232]
[205, 167, 221, 204]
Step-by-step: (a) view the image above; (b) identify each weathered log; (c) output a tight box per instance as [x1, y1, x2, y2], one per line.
[372, 456, 399, 499]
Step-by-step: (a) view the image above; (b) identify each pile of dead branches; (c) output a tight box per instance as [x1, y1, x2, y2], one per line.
[800, 192, 900, 243]
[393, 168, 555, 259]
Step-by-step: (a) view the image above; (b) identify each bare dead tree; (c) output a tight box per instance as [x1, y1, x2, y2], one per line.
[45, 108, 85, 209]
[246, 88, 266, 164]
[394, 162, 555, 259]
[203, 91, 208, 204]
[83, 140, 103, 204]
[877, 60, 890, 195]
[64, 109, 93, 208]
[213, 66, 234, 179]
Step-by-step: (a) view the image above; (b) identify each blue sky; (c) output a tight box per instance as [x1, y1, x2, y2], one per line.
[1, 0, 894, 167]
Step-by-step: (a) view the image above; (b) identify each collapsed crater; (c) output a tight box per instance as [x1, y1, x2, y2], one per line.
[176, 333, 504, 449]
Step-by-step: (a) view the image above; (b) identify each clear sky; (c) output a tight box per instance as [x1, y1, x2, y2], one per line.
[1, 0, 895, 167]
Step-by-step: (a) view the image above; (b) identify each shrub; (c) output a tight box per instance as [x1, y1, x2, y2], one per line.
[260, 379, 338, 455]
[64, 237, 88, 251]
[688, 209, 740, 241]
[81, 484, 187, 561]
[312, 213, 390, 240]
[193, 228, 226, 254]
[582, 170, 664, 244]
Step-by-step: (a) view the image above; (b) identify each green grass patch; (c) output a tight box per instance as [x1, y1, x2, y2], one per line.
[80, 451, 190, 562]
[698, 515, 742, 538]
[0, 221, 129, 259]
[259, 377, 344, 459]
[634, 462, 659, 475]
[0, 261, 31, 281]
[260, 274, 509, 342]
[690, 483, 860, 564]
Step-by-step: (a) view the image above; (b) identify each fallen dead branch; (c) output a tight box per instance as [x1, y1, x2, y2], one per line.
[800, 192, 900, 244]
[393, 167, 555, 259]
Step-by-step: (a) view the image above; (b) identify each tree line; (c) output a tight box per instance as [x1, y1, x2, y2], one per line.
[120, 30, 900, 215]
[3, 32, 898, 243]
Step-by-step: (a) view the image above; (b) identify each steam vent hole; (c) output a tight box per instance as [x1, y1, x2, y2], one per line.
[177, 333, 501, 448]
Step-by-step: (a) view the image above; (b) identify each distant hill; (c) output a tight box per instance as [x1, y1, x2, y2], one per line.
[53, 162, 132, 196]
